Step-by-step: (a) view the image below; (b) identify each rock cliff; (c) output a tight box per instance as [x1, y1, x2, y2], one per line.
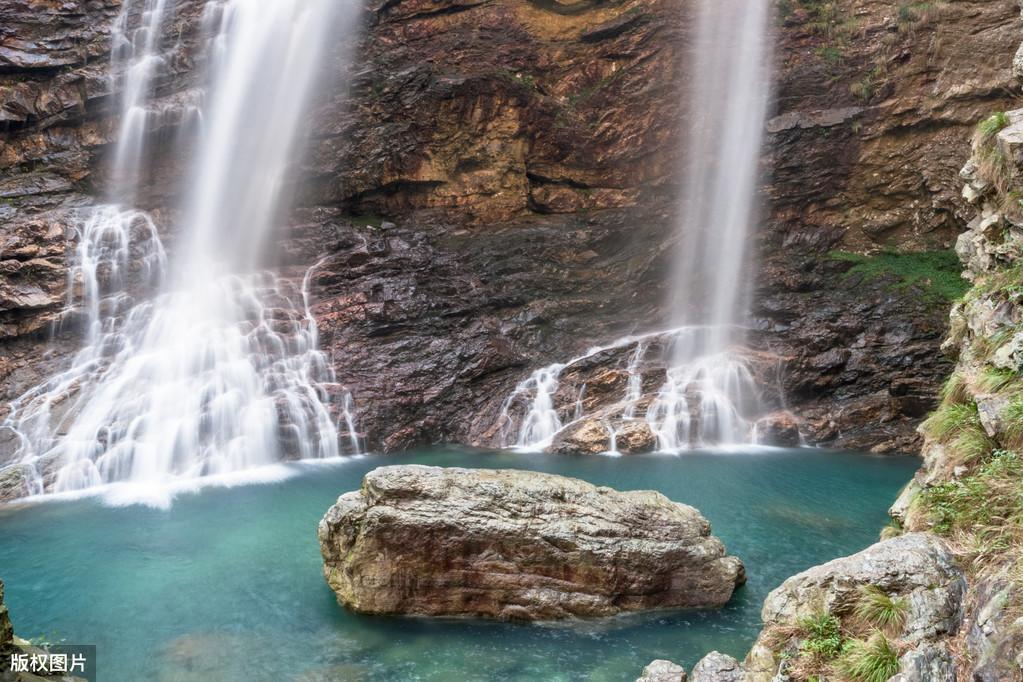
[318, 465, 744, 620]
[1, 1, 1020, 464]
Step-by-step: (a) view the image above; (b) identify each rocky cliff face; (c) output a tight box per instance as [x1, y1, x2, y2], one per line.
[1, 0, 1020, 460]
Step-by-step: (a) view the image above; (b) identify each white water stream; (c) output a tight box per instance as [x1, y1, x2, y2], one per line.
[500, 0, 773, 452]
[0, 0, 361, 501]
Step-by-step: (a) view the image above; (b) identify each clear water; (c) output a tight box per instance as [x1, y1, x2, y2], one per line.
[0, 447, 917, 681]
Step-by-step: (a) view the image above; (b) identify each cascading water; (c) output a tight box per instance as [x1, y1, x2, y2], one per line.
[498, 0, 773, 453]
[0, 0, 361, 502]
[644, 0, 773, 449]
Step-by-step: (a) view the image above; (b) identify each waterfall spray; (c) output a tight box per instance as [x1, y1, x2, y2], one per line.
[498, 0, 774, 453]
[0, 0, 361, 502]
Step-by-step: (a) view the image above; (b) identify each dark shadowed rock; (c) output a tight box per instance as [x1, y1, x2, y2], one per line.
[318, 465, 745, 620]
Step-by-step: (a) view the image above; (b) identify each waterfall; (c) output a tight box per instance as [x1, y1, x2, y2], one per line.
[498, 0, 773, 453]
[645, 0, 773, 449]
[0, 0, 361, 501]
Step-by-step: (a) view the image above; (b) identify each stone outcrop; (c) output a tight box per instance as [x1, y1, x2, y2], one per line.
[318, 465, 744, 620]
[635, 659, 686, 682]
[689, 652, 742, 682]
[744, 533, 965, 682]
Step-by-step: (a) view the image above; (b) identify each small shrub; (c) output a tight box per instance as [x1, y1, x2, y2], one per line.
[939, 372, 969, 405]
[854, 585, 909, 634]
[835, 631, 900, 682]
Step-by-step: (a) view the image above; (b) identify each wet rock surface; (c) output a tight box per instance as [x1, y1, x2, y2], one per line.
[0, 0, 1020, 467]
[318, 465, 745, 620]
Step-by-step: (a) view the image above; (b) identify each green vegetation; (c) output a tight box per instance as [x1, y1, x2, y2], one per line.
[896, 2, 952, 30]
[829, 249, 969, 303]
[976, 366, 1017, 393]
[769, 600, 910, 681]
[854, 586, 908, 634]
[835, 632, 900, 682]
[921, 400, 993, 464]
[880, 518, 903, 540]
[799, 612, 843, 658]
[939, 372, 969, 405]
[972, 111, 1020, 216]
[920, 449, 1023, 570]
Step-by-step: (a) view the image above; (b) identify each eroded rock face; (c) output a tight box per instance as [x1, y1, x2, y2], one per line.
[318, 465, 745, 620]
[743, 533, 965, 682]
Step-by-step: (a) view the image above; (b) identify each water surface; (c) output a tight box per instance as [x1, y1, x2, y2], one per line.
[0, 447, 917, 681]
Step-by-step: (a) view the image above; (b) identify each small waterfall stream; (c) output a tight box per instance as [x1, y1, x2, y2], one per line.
[498, 0, 774, 453]
[0, 0, 361, 501]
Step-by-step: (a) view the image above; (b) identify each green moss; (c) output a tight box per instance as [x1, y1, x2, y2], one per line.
[829, 249, 968, 302]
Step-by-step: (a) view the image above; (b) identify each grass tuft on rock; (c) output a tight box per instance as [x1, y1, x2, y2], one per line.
[976, 111, 1011, 146]
[834, 631, 900, 682]
[853, 585, 908, 634]
[921, 449, 1023, 545]
[828, 249, 968, 302]
[922, 401, 981, 441]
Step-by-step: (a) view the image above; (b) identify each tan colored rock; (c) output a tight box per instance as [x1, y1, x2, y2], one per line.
[753, 411, 802, 447]
[549, 418, 611, 455]
[615, 420, 656, 454]
[319, 465, 745, 620]
[1, 579, 14, 663]
[690, 651, 743, 682]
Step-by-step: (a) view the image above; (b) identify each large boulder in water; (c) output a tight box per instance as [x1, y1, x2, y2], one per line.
[318, 465, 745, 620]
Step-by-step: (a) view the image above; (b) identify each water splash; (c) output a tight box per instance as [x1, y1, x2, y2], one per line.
[0, 0, 362, 500]
[496, 326, 763, 452]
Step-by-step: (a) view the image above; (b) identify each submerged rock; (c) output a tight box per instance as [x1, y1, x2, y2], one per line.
[635, 659, 686, 682]
[318, 465, 744, 620]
